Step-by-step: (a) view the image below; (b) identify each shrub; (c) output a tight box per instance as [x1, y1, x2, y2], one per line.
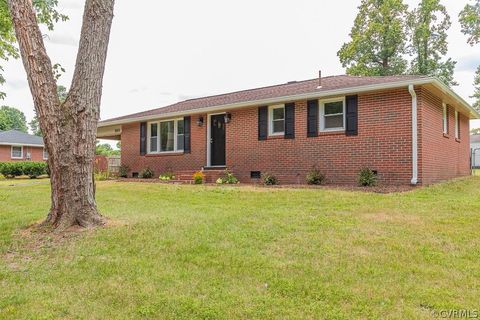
[0, 162, 47, 179]
[306, 167, 326, 185]
[140, 167, 154, 179]
[262, 173, 278, 186]
[159, 171, 176, 181]
[118, 165, 129, 178]
[216, 169, 239, 184]
[193, 171, 205, 184]
[22, 162, 48, 179]
[95, 171, 111, 181]
[358, 168, 377, 187]
[0, 162, 22, 178]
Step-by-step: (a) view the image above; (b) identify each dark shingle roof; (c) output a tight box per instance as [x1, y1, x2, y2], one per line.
[0, 130, 44, 146]
[100, 74, 428, 124]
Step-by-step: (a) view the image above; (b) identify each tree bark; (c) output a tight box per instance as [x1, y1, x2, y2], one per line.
[8, 0, 115, 230]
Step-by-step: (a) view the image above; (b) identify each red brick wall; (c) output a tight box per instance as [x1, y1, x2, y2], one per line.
[121, 117, 208, 177]
[0, 145, 45, 162]
[119, 87, 471, 185]
[418, 88, 470, 184]
[226, 88, 413, 185]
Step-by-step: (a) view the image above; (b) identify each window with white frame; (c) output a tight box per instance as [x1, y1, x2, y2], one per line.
[320, 98, 345, 131]
[43, 148, 49, 160]
[269, 105, 285, 135]
[455, 110, 459, 139]
[442, 103, 448, 134]
[11, 146, 23, 159]
[148, 118, 184, 153]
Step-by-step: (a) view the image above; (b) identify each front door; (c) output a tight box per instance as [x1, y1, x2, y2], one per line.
[210, 114, 226, 166]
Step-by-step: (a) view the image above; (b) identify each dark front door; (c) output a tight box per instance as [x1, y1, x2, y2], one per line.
[210, 114, 226, 166]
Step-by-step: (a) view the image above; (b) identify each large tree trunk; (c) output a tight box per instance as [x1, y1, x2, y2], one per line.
[8, 0, 115, 230]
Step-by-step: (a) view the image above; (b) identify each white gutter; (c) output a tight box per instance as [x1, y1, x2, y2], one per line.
[408, 84, 418, 185]
[98, 77, 480, 128]
[0, 143, 44, 147]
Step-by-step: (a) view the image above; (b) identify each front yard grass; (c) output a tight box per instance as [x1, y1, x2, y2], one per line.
[1, 178, 480, 319]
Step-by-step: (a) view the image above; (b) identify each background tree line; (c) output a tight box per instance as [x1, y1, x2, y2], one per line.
[339, 0, 480, 111]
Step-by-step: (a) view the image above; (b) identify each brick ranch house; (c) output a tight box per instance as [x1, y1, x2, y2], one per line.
[97, 75, 479, 185]
[0, 130, 47, 162]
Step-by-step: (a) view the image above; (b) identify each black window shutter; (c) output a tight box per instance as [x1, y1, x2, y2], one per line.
[284, 102, 295, 139]
[446, 105, 449, 133]
[140, 122, 147, 155]
[184, 116, 191, 153]
[345, 95, 358, 136]
[258, 106, 268, 140]
[457, 112, 460, 139]
[307, 100, 319, 137]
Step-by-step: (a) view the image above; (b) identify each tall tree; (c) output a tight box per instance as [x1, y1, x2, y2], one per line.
[408, 0, 457, 86]
[8, 0, 115, 230]
[96, 141, 120, 156]
[459, 0, 480, 46]
[0, 1, 67, 99]
[338, 0, 408, 76]
[0, 105, 28, 132]
[30, 85, 68, 136]
[459, 1, 480, 111]
[473, 66, 480, 112]
[28, 116, 41, 136]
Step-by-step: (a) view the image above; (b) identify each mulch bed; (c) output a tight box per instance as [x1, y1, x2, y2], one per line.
[113, 178, 417, 194]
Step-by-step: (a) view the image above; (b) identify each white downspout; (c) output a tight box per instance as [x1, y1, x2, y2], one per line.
[408, 84, 418, 185]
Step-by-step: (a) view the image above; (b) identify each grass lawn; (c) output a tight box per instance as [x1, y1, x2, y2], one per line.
[1, 179, 480, 319]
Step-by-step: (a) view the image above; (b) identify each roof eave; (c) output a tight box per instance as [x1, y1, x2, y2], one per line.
[0, 143, 45, 147]
[98, 77, 478, 127]
[429, 78, 480, 119]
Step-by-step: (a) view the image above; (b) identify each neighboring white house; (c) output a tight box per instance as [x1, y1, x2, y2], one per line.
[471, 135, 480, 168]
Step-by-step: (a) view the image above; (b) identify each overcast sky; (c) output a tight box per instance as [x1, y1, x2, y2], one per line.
[2, 0, 480, 132]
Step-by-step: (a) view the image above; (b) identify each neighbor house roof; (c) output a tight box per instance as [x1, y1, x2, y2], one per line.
[0, 130, 44, 147]
[99, 74, 480, 127]
[471, 134, 480, 143]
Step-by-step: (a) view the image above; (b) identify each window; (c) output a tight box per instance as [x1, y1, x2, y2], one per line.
[269, 105, 285, 135]
[320, 98, 345, 131]
[11, 146, 23, 159]
[455, 110, 459, 139]
[43, 148, 49, 160]
[442, 103, 448, 134]
[148, 118, 184, 153]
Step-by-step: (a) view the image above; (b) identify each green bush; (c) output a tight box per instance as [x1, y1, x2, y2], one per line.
[22, 162, 48, 179]
[262, 173, 278, 186]
[358, 168, 377, 186]
[119, 165, 129, 178]
[216, 169, 239, 184]
[0, 161, 47, 179]
[95, 171, 111, 181]
[193, 171, 205, 184]
[159, 171, 176, 181]
[140, 167, 154, 179]
[306, 167, 326, 185]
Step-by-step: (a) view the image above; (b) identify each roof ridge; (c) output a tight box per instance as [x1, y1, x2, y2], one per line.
[130, 75, 349, 115]
[99, 74, 440, 125]
[186, 74, 355, 101]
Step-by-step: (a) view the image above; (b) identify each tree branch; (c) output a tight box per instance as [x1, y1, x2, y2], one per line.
[69, 0, 115, 116]
[7, 0, 59, 137]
